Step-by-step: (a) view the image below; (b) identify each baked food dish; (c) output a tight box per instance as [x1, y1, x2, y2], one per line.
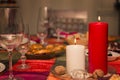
[27, 44, 66, 54]
[26, 44, 66, 59]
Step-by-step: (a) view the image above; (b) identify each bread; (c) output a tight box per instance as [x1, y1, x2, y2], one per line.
[34, 49, 51, 54]
[45, 44, 54, 49]
[27, 44, 66, 55]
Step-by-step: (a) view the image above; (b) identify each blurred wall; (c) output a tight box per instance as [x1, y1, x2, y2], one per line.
[17, 0, 118, 36]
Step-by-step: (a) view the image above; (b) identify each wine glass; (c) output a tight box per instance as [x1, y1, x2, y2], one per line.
[0, 8, 24, 80]
[17, 25, 30, 69]
[55, 27, 62, 42]
[37, 23, 48, 45]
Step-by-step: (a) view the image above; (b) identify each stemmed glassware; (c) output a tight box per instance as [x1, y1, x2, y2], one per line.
[55, 27, 62, 42]
[37, 7, 48, 45]
[0, 8, 24, 80]
[17, 25, 30, 69]
[37, 23, 48, 45]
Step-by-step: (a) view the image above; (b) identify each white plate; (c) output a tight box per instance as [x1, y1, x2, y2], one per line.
[108, 51, 120, 61]
[30, 40, 36, 44]
[0, 63, 5, 72]
[21, 38, 36, 45]
[108, 51, 120, 57]
[53, 33, 66, 38]
[85, 50, 120, 61]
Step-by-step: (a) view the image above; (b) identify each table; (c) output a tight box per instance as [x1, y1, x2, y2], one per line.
[0, 51, 56, 80]
[0, 37, 120, 80]
[0, 51, 119, 80]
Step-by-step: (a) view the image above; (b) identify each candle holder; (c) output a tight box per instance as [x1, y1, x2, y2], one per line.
[70, 69, 89, 80]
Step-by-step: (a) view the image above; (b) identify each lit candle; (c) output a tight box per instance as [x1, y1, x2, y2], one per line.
[88, 16, 108, 74]
[66, 44, 85, 74]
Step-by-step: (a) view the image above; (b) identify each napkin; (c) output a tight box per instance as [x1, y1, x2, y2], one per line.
[13, 59, 55, 72]
[30, 35, 40, 43]
[53, 31, 78, 38]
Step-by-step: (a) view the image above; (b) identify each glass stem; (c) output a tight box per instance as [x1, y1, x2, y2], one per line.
[41, 39, 45, 45]
[8, 51, 14, 79]
[21, 53, 26, 67]
[57, 33, 60, 41]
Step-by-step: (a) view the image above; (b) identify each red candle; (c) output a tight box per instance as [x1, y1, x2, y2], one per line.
[88, 18, 108, 74]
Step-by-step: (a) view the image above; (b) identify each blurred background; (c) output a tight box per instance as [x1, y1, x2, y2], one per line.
[0, 0, 119, 36]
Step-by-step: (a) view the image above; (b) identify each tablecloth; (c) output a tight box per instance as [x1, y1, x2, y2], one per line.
[0, 59, 55, 80]
[108, 59, 120, 74]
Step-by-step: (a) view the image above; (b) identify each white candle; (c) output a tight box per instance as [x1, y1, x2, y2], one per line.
[66, 45, 85, 74]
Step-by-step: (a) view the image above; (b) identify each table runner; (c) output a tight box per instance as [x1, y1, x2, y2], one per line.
[0, 58, 55, 80]
[0, 71, 49, 80]
[13, 59, 55, 72]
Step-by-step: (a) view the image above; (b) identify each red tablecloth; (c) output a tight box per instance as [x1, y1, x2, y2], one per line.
[0, 59, 55, 80]
[108, 59, 120, 74]
[13, 59, 55, 72]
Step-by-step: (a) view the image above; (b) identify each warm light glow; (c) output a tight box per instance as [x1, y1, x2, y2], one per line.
[7, 34, 13, 40]
[44, 6, 48, 18]
[44, 6, 47, 11]
[98, 16, 101, 21]
[74, 38, 77, 45]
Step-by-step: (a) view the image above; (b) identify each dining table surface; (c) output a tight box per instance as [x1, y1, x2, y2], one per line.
[0, 35, 120, 80]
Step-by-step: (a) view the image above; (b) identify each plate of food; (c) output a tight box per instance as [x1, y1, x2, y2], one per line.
[85, 50, 120, 61]
[107, 51, 120, 61]
[26, 44, 66, 59]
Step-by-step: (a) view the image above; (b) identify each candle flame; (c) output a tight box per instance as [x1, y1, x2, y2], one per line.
[98, 16, 101, 21]
[74, 38, 77, 45]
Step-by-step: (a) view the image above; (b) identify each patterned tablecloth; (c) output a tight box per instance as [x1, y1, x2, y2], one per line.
[0, 59, 55, 80]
